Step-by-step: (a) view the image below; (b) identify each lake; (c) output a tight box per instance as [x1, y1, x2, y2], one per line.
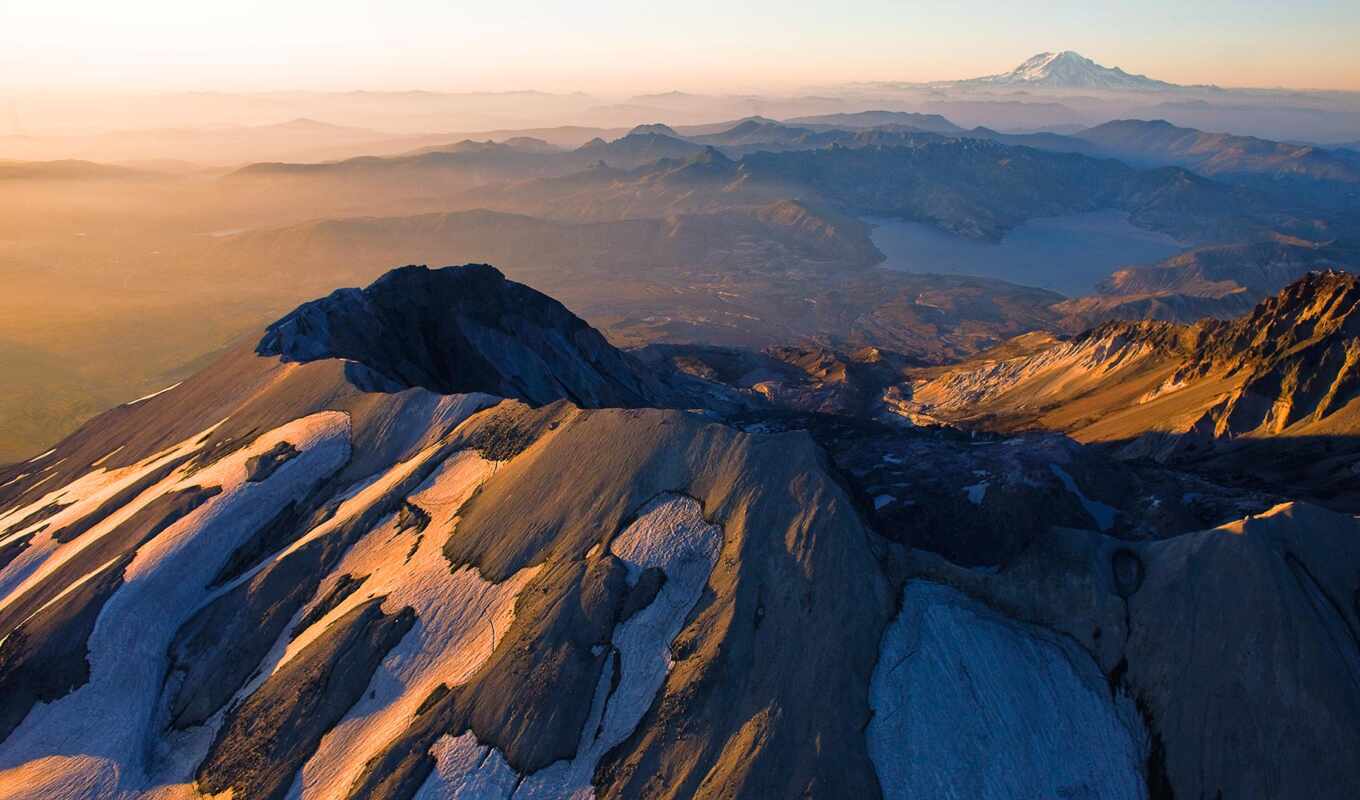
[868, 210, 1183, 297]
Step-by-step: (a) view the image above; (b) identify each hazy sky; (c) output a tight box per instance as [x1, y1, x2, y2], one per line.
[2, 0, 1358, 92]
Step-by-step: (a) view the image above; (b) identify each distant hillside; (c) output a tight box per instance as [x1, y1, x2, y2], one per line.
[463, 137, 1274, 244]
[574, 131, 705, 163]
[784, 111, 964, 134]
[1055, 238, 1357, 327]
[1074, 120, 1360, 192]
[0, 159, 147, 181]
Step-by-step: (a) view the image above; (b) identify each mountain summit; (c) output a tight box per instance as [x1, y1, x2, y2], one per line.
[965, 51, 1177, 90]
[257, 264, 661, 406]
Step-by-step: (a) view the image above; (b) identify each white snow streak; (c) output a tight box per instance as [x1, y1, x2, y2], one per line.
[293, 450, 541, 800]
[413, 494, 722, 800]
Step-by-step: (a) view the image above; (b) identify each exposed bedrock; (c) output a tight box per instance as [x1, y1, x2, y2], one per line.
[257, 264, 660, 407]
[195, 597, 416, 800]
[0, 532, 36, 573]
[900, 502, 1360, 800]
[290, 573, 368, 639]
[244, 440, 302, 482]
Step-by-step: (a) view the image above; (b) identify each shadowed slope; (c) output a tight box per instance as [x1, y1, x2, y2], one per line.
[257, 263, 660, 406]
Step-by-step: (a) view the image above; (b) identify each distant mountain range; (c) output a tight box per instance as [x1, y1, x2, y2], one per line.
[1072, 119, 1360, 195]
[0, 159, 148, 181]
[782, 111, 965, 134]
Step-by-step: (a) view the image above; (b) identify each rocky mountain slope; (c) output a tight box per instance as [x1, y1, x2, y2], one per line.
[913, 270, 1359, 434]
[1054, 237, 1357, 326]
[910, 270, 1360, 504]
[0, 264, 1357, 799]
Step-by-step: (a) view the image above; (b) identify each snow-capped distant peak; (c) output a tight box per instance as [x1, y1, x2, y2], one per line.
[963, 50, 1176, 90]
[1012, 51, 1084, 81]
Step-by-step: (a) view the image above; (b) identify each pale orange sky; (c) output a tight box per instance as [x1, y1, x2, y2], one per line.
[1, 0, 1357, 93]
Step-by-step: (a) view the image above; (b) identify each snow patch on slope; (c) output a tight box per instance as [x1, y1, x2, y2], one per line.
[0, 426, 223, 612]
[0, 412, 353, 799]
[868, 581, 1147, 800]
[25, 450, 55, 464]
[293, 450, 542, 799]
[414, 494, 722, 799]
[125, 382, 182, 406]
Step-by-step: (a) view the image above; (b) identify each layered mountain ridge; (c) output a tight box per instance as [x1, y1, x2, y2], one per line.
[910, 270, 1360, 494]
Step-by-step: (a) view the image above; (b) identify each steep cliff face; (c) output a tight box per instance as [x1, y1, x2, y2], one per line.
[257, 263, 662, 407]
[1180, 269, 1360, 434]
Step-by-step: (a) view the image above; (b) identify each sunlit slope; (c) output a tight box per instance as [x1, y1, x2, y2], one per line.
[0, 265, 1356, 799]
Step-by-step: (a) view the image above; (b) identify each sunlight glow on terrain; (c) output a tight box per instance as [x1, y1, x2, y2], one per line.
[1, 0, 1357, 91]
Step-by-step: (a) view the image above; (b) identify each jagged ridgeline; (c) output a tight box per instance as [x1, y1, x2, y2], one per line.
[0, 264, 1357, 799]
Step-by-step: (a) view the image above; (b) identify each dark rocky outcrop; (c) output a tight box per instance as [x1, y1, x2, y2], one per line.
[257, 264, 660, 407]
[621, 567, 667, 621]
[290, 573, 368, 639]
[210, 499, 311, 588]
[0, 532, 36, 572]
[245, 441, 301, 482]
